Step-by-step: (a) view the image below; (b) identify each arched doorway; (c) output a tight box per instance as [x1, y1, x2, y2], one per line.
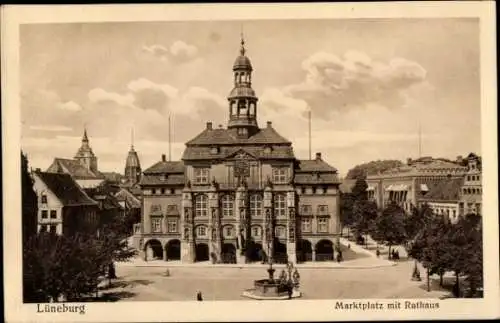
[315, 239, 334, 261]
[144, 239, 163, 261]
[297, 239, 313, 262]
[246, 241, 263, 263]
[273, 239, 288, 264]
[221, 243, 236, 264]
[165, 239, 181, 261]
[195, 243, 209, 262]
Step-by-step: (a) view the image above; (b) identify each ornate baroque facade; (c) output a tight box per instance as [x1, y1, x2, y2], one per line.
[137, 39, 341, 264]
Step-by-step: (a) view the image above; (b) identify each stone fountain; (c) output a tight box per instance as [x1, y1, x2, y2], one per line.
[242, 245, 302, 300]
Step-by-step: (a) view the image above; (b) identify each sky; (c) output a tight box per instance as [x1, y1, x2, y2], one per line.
[20, 18, 481, 177]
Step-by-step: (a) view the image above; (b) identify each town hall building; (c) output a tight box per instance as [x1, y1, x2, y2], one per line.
[136, 38, 341, 264]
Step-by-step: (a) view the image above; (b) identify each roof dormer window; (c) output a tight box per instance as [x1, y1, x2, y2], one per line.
[210, 146, 219, 155]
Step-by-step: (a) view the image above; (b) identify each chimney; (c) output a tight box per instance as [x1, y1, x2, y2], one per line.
[35, 168, 41, 172]
[407, 158, 413, 165]
[267, 121, 272, 128]
[206, 122, 213, 130]
[161, 154, 166, 162]
[315, 152, 322, 160]
[457, 155, 463, 163]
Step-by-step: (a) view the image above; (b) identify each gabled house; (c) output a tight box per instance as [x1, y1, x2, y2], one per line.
[32, 171, 99, 236]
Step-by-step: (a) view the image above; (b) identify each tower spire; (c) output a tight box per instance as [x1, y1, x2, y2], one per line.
[418, 120, 422, 158]
[83, 125, 88, 142]
[240, 30, 246, 56]
[308, 109, 312, 160]
[168, 114, 172, 162]
[131, 127, 135, 150]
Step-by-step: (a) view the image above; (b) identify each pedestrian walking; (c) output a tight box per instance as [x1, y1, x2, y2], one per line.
[196, 291, 203, 301]
[376, 249, 380, 258]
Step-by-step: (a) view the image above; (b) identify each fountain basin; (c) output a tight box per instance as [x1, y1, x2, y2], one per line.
[242, 279, 302, 300]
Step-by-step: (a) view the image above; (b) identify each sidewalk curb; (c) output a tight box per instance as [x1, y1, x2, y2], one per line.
[116, 261, 397, 270]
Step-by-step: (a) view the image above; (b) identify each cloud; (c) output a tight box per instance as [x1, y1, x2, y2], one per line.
[88, 88, 135, 107]
[170, 40, 198, 62]
[29, 125, 73, 132]
[127, 78, 178, 112]
[266, 50, 428, 120]
[141, 44, 169, 61]
[142, 40, 199, 64]
[57, 100, 82, 112]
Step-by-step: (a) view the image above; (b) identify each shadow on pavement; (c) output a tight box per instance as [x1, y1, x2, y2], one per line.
[99, 291, 137, 302]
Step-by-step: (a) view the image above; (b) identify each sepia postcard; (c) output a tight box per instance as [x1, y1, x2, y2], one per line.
[2, 2, 499, 322]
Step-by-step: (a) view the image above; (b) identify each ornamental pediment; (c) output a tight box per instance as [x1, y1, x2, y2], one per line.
[226, 149, 257, 161]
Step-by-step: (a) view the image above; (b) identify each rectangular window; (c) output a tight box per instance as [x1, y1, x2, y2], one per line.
[151, 189, 156, 195]
[41, 210, 48, 219]
[274, 194, 286, 217]
[300, 205, 312, 215]
[272, 167, 288, 184]
[151, 217, 162, 233]
[194, 168, 210, 184]
[50, 210, 57, 219]
[252, 226, 261, 237]
[318, 218, 329, 233]
[160, 188, 165, 194]
[39, 225, 47, 233]
[317, 205, 329, 215]
[41, 195, 48, 204]
[167, 220, 178, 233]
[301, 218, 312, 232]
[50, 225, 57, 234]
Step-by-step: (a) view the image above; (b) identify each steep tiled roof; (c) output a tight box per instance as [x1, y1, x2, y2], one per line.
[293, 173, 340, 185]
[416, 177, 464, 202]
[143, 161, 184, 174]
[295, 159, 338, 173]
[186, 126, 291, 146]
[35, 172, 97, 207]
[47, 158, 105, 179]
[140, 174, 186, 186]
[183, 145, 295, 160]
[115, 188, 142, 209]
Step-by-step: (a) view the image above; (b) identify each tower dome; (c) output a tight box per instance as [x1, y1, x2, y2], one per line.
[126, 147, 141, 169]
[124, 131, 142, 184]
[233, 37, 253, 71]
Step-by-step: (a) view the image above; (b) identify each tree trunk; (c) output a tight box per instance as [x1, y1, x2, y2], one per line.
[427, 267, 431, 292]
[388, 245, 392, 260]
[455, 272, 460, 297]
[439, 272, 444, 287]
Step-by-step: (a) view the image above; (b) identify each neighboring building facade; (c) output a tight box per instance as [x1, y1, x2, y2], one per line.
[136, 39, 341, 264]
[366, 157, 468, 213]
[32, 171, 99, 236]
[416, 177, 463, 224]
[46, 129, 106, 189]
[459, 153, 482, 216]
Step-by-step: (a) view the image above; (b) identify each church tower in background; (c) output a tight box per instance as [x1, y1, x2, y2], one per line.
[124, 131, 142, 185]
[74, 128, 98, 173]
